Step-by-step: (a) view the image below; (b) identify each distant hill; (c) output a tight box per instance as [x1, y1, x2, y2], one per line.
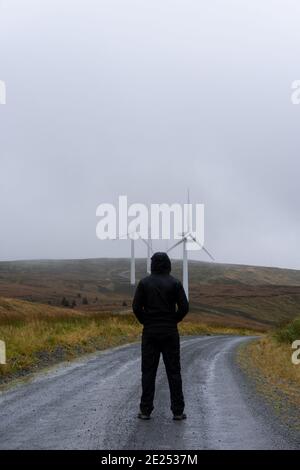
[0, 258, 299, 331]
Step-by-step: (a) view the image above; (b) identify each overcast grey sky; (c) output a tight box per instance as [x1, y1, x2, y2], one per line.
[0, 0, 299, 268]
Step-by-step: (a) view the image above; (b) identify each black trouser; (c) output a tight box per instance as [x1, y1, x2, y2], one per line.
[140, 329, 185, 415]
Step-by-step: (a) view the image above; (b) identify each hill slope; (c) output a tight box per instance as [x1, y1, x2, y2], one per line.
[0, 258, 299, 330]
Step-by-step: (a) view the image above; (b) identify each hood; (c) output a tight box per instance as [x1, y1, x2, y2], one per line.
[151, 252, 171, 274]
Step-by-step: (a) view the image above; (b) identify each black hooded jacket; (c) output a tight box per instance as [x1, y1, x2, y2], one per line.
[132, 252, 189, 331]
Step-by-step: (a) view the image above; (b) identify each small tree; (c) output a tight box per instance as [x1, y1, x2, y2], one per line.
[82, 296, 88, 305]
[61, 297, 69, 307]
[71, 300, 77, 309]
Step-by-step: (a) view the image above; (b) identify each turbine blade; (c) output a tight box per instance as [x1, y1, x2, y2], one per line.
[188, 234, 215, 261]
[167, 238, 185, 253]
[139, 236, 154, 253]
[202, 246, 215, 262]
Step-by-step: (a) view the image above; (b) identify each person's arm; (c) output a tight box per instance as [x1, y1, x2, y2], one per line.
[175, 281, 189, 323]
[132, 280, 145, 325]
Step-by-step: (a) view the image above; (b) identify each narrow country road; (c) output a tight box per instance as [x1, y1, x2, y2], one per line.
[0, 336, 298, 450]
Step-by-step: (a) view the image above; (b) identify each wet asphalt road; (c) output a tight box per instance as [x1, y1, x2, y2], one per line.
[0, 335, 298, 450]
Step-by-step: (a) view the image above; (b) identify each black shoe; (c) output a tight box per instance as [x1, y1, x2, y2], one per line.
[173, 413, 187, 421]
[138, 412, 151, 420]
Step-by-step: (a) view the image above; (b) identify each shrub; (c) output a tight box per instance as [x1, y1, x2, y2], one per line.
[274, 317, 300, 343]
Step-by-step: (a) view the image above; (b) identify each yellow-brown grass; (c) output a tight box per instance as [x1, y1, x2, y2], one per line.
[0, 297, 257, 380]
[238, 335, 300, 412]
[0, 298, 141, 378]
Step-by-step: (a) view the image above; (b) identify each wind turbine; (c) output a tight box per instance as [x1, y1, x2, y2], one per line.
[138, 231, 154, 277]
[167, 192, 214, 300]
[120, 230, 153, 285]
[130, 237, 135, 285]
[145, 224, 153, 274]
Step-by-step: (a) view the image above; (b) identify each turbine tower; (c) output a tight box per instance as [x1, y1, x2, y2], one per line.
[182, 234, 188, 299]
[146, 224, 152, 274]
[130, 238, 135, 285]
[167, 191, 214, 300]
[120, 231, 153, 286]
[139, 234, 153, 276]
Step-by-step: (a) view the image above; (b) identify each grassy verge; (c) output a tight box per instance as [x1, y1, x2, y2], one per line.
[237, 317, 300, 426]
[0, 297, 257, 383]
[0, 299, 140, 381]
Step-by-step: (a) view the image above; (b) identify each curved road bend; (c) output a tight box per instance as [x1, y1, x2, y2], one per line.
[0, 336, 298, 450]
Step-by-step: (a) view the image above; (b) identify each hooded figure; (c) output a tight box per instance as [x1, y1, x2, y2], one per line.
[150, 251, 171, 274]
[132, 252, 189, 420]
